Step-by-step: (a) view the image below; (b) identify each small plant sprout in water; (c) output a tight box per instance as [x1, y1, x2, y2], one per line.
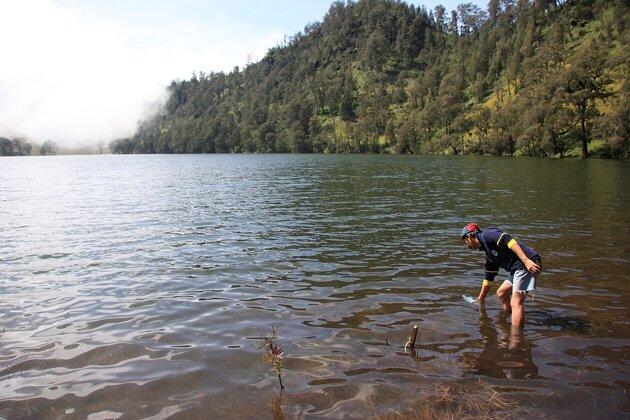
[258, 327, 285, 390]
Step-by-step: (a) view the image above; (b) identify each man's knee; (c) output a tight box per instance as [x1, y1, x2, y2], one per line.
[497, 289, 509, 299]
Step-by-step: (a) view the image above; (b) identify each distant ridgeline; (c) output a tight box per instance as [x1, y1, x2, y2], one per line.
[111, 0, 629, 159]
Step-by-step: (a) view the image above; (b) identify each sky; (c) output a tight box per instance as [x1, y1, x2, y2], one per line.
[0, 0, 486, 147]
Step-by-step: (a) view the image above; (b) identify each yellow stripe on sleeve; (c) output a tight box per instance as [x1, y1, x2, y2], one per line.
[507, 238, 517, 249]
[482, 279, 491, 286]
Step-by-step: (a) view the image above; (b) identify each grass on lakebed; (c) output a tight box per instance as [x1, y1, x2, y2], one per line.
[379, 379, 536, 419]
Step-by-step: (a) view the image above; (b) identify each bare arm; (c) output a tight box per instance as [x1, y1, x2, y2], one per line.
[508, 241, 541, 274]
[479, 256, 499, 302]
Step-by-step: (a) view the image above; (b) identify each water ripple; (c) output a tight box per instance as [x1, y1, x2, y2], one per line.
[0, 155, 628, 418]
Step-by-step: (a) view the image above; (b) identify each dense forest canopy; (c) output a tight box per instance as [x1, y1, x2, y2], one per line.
[107, 0, 626, 159]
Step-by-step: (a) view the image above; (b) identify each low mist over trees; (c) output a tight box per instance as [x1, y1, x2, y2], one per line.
[111, 0, 629, 159]
[40, 140, 58, 156]
[0, 138, 110, 156]
[0, 137, 32, 156]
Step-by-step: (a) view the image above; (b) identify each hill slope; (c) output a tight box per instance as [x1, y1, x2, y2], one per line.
[111, 0, 629, 158]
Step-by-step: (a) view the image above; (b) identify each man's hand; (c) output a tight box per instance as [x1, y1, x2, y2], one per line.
[477, 282, 491, 304]
[510, 241, 542, 274]
[524, 258, 541, 274]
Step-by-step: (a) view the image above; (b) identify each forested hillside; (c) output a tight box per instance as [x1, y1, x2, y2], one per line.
[111, 0, 629, 158]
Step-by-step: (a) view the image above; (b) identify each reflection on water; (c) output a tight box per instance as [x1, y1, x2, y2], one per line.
[461, 304, 538, 380]
[270, 394, 286, 420]
[0, 154, 628, 418]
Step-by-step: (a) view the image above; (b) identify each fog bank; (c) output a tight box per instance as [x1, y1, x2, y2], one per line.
[0, 0, 282, 148]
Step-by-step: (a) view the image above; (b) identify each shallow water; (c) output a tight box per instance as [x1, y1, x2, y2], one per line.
[0, 154, 628, 418]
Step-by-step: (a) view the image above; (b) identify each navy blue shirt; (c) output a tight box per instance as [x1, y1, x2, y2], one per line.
[477, 228, 541, 281]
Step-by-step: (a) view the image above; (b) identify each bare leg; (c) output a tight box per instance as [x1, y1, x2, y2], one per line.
[511, 292, 526, 326]
[508, 323, 524, 351]
[496, 280, 512, 312]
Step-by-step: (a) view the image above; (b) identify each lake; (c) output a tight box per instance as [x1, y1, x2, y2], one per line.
[1, 154, 628, 418]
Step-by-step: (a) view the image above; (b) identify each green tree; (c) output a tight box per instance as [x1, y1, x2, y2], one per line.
[338, 69, 357, 121]
[562, 40, 613, 158]
[0, 137, 32, 156]
[40, 140, 58, 156]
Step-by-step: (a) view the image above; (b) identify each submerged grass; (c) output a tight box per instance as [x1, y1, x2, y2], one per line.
[380, 379, 532, 419]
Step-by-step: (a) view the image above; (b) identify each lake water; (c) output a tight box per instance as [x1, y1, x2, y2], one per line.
[1, 154, 628, 418]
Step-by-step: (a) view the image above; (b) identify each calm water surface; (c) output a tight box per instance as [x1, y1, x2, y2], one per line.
[0, 154, 628, 418]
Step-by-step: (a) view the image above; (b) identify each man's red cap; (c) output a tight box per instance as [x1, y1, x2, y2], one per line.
[461, 222, 480, 238]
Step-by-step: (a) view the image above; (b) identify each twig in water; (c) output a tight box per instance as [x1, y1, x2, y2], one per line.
[404, 325, 419, 353]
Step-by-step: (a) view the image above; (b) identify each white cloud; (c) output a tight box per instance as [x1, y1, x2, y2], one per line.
[0, 0, 282, 147]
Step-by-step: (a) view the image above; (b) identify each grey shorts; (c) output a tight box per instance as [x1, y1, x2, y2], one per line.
[507, 269, 537, 293]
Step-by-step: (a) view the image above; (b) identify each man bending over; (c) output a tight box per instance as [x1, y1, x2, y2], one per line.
[461, 223, 542, 327]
